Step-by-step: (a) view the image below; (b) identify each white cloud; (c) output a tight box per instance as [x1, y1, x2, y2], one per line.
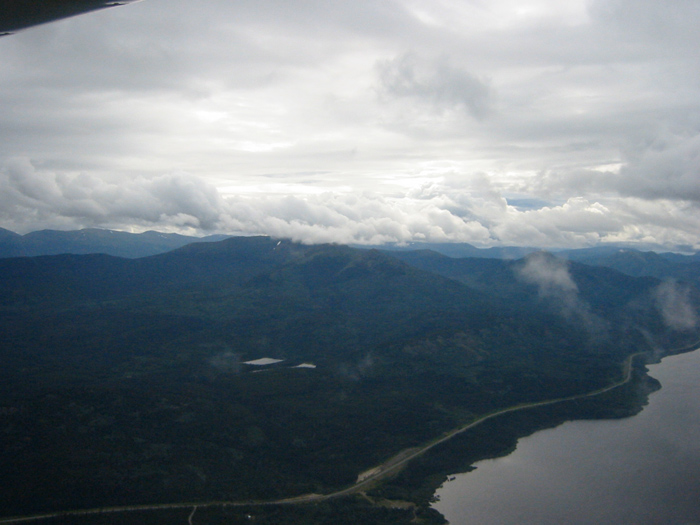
[3, 158, 699, 250]
[518, 252, 578, 295]
[1, 0, 700, 249]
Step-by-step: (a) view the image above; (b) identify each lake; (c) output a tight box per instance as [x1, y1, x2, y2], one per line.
[432, 348, 700, 524]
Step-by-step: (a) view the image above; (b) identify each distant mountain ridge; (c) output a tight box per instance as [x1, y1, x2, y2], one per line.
[369, 241, 538, 259]
[3, 227, 698, 265]
[373, 242, 699, 289]
[2, 227, 699, 290]
[0, 227, 230, 259]
[367, 240, 699, 262]
[559, 247, 700, 288]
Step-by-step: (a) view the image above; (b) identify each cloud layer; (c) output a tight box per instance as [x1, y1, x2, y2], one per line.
[3, 157, 700, 249]
[1, 0, 699, 249]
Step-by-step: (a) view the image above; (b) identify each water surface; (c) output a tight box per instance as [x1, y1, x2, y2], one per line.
[433, 349, 700, 524]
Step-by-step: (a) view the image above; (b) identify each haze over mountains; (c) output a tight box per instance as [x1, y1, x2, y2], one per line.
[0, 227, 229, 259]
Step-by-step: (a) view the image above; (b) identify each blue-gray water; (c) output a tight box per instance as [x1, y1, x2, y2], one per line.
[432, 348, 700, 524]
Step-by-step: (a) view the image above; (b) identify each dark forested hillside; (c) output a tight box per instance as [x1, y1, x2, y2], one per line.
[0, 237, 697, 521]
[386, 249, 663, 311]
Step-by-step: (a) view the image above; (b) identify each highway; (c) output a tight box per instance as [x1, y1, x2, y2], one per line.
[0, 351, 652, 524]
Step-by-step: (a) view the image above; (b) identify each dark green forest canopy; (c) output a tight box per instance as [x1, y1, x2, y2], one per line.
[0, 237, 697, 520]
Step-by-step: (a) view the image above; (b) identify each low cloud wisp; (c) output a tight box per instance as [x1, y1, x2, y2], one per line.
[516, 252, 606, 336]
[654, 280, 699, 332]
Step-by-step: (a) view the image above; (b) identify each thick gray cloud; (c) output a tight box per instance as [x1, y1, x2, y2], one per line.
[377, 53, 493, 120]
[617, 133, 700, 202]
[1, 0, 699, 249]
[0, 158, 223, 230]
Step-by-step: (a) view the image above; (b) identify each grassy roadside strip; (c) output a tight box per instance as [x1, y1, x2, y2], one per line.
[325, 351, 645, 497]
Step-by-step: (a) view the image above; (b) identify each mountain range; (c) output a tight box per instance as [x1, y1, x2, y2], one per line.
[0, 233, 698, 522]
[0, 227, 229, 259]
[3, 227, 698, 286]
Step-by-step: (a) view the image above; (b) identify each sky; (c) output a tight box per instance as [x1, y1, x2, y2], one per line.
[1, 0, 699, 250]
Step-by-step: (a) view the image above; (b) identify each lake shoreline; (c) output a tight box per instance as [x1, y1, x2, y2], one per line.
[2, 343, 697, 524]
[431, 343, 700, 524]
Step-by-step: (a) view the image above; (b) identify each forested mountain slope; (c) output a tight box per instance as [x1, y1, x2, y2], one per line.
[0, 237, 697, 520]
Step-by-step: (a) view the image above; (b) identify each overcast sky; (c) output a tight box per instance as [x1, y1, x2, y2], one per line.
[1, 0, 699, 249]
